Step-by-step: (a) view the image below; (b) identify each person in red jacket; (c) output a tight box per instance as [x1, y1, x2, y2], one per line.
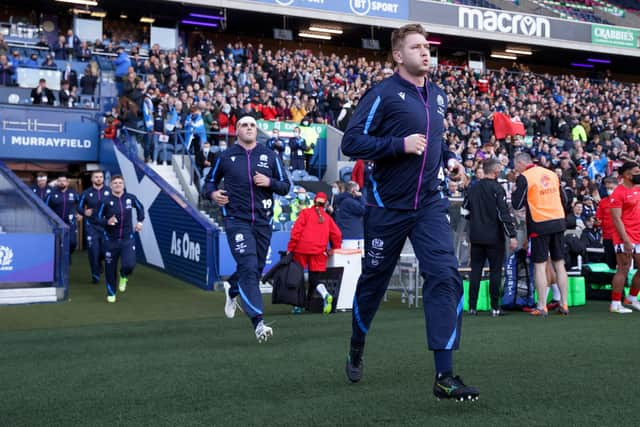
[288, 192, 342, 314]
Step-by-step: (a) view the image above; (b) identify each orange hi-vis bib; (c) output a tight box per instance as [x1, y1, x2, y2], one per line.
[522, 166, 565, 224]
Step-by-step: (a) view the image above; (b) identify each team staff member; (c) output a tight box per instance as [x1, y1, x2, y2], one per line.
[462, 159, 518, 317]
[287, 192, 342, 314]
[609, 162, 640, 314]
[595, 177, 619, 270]
[31, 172, 52, 202]
[97, 175, 144, 303]
[512, 152, 569, 316]
[77, 170, 110, 284]
[46, 174, 81, 261]
[341, 24, 478, 401]
[204, 116, 290, 343]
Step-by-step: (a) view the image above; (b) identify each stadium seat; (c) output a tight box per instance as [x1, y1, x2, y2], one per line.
[291, 170, 308, 181]
[339, 166, 353, 183]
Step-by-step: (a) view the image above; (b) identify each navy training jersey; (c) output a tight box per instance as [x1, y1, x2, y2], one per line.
[78, 186, 111, 233]
[97, 192, 145, 240]
[342, 73, 456, 210]
[46, 187, 80, 225]
[203, 143, 290, 224]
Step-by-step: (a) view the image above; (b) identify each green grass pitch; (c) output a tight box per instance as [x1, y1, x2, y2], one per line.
[1, 253, 639, 426]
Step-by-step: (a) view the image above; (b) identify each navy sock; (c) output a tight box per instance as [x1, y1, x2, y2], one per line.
[250, 315, 263, 329]
[434, 350, 453, 377]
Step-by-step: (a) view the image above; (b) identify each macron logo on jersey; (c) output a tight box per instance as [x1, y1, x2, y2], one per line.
[398, 92, 405, 100]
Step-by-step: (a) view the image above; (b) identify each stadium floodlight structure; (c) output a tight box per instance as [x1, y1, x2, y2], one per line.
[309, 25, 343, 34]
[506, 47, 532, 55]
[56, 0, 98, 6]
[299, 31, 331, 40]
[181, 20, 218, 28]
[490, 52, 517, 60]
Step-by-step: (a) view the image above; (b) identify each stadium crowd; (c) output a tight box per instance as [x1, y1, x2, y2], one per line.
[100, 37, 640, 235]
[10, 28, 640, 265]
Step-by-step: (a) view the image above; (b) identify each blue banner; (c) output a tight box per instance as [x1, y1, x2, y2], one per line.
[0, 233, 55, 283]
[218, 231, 291, 277]
[0, 105, 100, 162]
[250, 0, 408, 20]
[99, 139, 218, 290]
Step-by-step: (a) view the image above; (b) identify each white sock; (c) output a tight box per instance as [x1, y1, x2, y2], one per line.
[550, 284, 561, 301]
[611, 300, 621, 308]
[627, 295, 637, 302]
[315, 283, 329, 299]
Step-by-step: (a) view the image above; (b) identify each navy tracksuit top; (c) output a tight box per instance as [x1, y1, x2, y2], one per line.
[31, 184, 52, 202]
[97, 193, 145, 240]
[203, 143, 291, 225]
[342, 73, 455, 210]
[46, 188, 80, 225]
[77, 186, 111, 234]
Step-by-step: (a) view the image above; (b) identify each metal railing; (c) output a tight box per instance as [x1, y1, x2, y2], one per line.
[119, 127, 236, 188]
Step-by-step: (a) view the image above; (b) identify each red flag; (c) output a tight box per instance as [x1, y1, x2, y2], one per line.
[493, 112, 525, 139]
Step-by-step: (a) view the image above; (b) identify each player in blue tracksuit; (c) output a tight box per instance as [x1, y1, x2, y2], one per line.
[46, 174, 81, 262]
[77, 170, 110, 283]
[341, 24, 478, 401]
[31, 172, 52, 202]
[97, 175, 145, 303]
[203, 115, 290, 342]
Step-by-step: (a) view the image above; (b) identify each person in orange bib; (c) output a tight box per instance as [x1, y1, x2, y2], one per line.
[512, 152, 569, 316]
[609, 161, 640, 314]
[287, 192, 342, 314]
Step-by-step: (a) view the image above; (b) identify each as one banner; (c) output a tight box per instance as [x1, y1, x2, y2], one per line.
[592, 24, 639, 49]
[0, 105, 100, 162]
[0, 233, 55, 283]
[218, 231, 291, 277]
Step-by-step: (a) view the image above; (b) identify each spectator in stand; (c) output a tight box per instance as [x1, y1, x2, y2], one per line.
[35, 35, 50, 49]
[61, 63, 78, 89]
[0, 54, 14, 86]
[287, 192, 342, 314]
[31, 78, 54, 106]
[80, 64, 98, 96]
[0, 34, 9, 55]
[59, 80, 77, 108]
[266, 129, 285, 160]
[580, 216, 604, 263]
[327, 181, 345, 215]
[334, 181, 366, 252]
[41, 54, 57, 70]
[196, 141, 216, 176]
[290, 98, 306, 123]
[23, 53, 39, 68]
[289, 126, 307, 171]
[65, 30, 80, 60]
[53, 35, 68, 60]
[9, 50, 24, 68]
[113, 47, 131, 96]
[77, 41, 92, 62]
[262, 99, 278, 120]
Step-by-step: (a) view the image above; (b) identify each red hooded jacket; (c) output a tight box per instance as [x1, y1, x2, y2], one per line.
[288, 206, 342, 255]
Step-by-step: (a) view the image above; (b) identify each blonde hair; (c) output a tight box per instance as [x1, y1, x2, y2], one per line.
[391, 24, 428, 52]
